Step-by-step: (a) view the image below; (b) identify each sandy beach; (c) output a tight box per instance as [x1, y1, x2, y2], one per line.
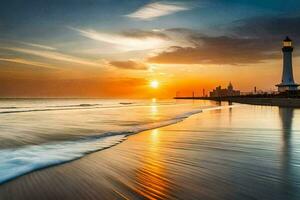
[1, 105, 300, 200]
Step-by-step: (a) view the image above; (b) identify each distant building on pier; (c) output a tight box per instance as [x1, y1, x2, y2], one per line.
[210, 82, 240, 97]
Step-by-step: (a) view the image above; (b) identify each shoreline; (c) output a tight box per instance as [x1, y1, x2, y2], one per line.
[0, 105, 232, 187]
[0, 107, 206, 185]
[1, 104, 299, 200]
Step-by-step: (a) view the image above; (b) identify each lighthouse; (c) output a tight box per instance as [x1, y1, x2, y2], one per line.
[276, 36, 299, 92]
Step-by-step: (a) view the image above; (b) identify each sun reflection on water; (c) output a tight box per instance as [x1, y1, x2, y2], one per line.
[134, 129, 170, 199]
[150, 99, 159, 121]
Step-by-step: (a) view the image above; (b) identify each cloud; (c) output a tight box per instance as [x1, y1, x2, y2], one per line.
[148, 14, 300, 65]
[21, 42, 56, 50]
[109, 60, 148, 70]
[0, 58, 56, 69]
[232, 16, 300, 42]
[125, 1, 190, 20]
[148, 34, 279, 65]
[5, 47, 99, 66]
[71, 27, 171, 51]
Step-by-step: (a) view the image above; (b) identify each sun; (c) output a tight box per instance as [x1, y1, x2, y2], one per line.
[150, 80, 159, 89]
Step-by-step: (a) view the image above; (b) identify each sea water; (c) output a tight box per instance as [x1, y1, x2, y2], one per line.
[0, 99, 219, 184]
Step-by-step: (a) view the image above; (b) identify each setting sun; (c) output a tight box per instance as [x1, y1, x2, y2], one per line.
[150, 80, 159, 89]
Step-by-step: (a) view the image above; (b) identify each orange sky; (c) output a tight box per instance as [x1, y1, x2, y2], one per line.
[1, 57, 299, 98]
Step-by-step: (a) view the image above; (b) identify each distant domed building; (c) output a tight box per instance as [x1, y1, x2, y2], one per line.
[210, 82, 240, 97]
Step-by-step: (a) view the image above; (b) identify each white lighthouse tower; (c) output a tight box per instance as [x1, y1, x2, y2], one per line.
[276, 36, 299, 92]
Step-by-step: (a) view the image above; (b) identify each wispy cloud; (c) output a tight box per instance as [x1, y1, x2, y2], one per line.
[5, 47, 99, 66]
[126, 1, 190, 20]
[21, 42, 56, 50]
[0, 58, 56, 69]
[71, 27, 171, 51]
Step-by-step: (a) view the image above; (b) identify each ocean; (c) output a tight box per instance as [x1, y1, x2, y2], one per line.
[0, 98, 218, 184]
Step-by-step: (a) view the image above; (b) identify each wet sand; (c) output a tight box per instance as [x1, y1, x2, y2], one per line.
[1, 105, 300, 200]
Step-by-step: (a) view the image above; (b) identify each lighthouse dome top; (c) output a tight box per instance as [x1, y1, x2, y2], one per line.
[284, 36, 292, 42]
[283, 36, 292, 47]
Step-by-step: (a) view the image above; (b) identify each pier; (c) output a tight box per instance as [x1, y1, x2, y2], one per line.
[175, 92, 300, 107]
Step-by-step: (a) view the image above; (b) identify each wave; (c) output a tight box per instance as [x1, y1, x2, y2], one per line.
[0, 102, 179, 115]
[0, 107, 101, 114]
[119, 102, 133, 105]
[0, 107, 18, 109]
[47, 103, 101, 108]
[0, 106, 28, 109]
[0, 104, 100, 110]
[0, 104, 103, 114]
[0, 108, 204, 185]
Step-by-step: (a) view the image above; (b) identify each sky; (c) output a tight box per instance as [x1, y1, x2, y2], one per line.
[1, 0, 300, 98]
